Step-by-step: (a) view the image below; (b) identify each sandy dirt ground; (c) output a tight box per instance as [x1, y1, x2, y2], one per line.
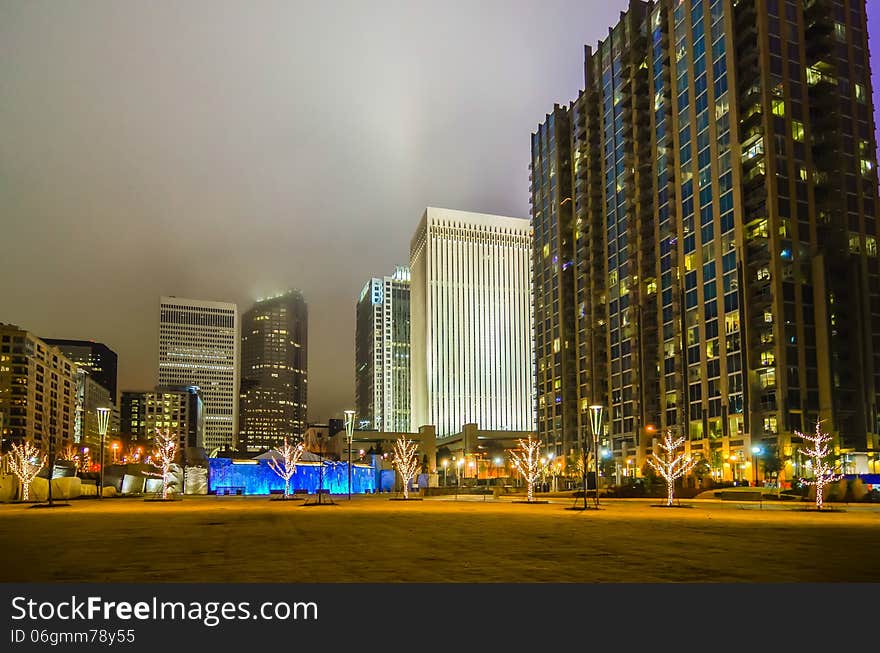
[1, 495, 877, 582]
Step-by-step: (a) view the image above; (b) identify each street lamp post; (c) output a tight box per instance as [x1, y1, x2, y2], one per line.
[751, 445, 762, 486]
[589, 405, 605, 508]
[96, 407, 110, 499]
[344, 410, 355, 501]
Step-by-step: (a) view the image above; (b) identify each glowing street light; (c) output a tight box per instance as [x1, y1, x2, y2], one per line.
[751, 445, 763, 486]
[344, 410, 355, 501]
[589, 405, 605, 507]
[96, 407, 110, 499]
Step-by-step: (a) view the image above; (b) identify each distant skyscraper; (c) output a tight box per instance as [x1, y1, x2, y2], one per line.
[42, 339, 118, 404]
[121, 386, 205, 452]
[158, 297, 239, 452]
[410, 207, 534, 436]
[0, 324, 77, 454]
[356, 266, 411, 432]
[239, 291, 308, 451]
[532, 0, 880, 477]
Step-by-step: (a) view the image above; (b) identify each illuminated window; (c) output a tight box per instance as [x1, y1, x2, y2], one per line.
[743, 138, 764, 160]
[861, 159, 874, 176]
[725, 312, 740, 334]
[543, 244, 550, 258]
[834, 22, 846, 41]
[760, 351, 775, 366]
[855, 83, 866, 103]
[771, 98, 785, 117]
[553, 338, 560, 353]
[763, 312, 773, 324]
[806, 66, 834, 86]
[849, 233, 861, 254]
[758, 368, 776, 389]
[746, 219, 768, 239]
[756, 267, 770, 281]
[867, 237, 877, 257]
[791, 120, 804, 142]
[763, 416, 778, 434]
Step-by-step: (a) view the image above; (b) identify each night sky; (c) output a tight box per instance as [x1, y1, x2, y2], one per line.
[1, 1, 879, 422]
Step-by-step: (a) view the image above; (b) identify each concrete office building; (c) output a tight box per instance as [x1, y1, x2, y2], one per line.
[0, 324, 77, 455]
[158, 297, 239, 452]
[410, 207, 534, 436]
[121, 386, 205, 452]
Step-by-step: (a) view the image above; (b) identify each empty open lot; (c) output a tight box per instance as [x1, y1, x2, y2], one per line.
[1, 496, 877, 582]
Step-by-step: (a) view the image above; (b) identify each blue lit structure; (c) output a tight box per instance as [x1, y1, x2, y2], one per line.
[208, 459, 376, 495]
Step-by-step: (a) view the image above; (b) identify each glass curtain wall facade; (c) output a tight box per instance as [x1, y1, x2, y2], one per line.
[355, 267, 411, 433]
[533, 0, 880, 479]
[239, 291, 308, 452]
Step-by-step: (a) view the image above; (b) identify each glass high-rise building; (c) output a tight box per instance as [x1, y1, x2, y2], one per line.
[532, 0, 880, 479]
[239, 291, 307, 451]
[355, 266, 411, 432]
[42, 338, 118, 404]
[158, 297, 239, 452]
[410, 207, 534, 436]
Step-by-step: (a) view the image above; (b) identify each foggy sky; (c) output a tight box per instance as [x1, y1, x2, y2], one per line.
[2, 1, 879, 423]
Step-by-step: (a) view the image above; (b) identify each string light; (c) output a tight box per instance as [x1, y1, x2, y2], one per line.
[509, 434, 543, 502]
[797, 420, 842, 511]
[8, 441, 46, 502]
[648, 429, 697, 507]
[148, 429, 179, 500]
[267, 436, 305, 498]
[392, 437, 420, 500]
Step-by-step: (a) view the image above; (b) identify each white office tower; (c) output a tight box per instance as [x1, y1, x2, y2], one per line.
[410, 207, 534, 436]
[158, 297, 239, 452]
[356, 266, 411, 433]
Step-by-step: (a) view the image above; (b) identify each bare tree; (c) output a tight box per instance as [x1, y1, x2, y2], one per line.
[148, 429, 179, 500]
[8, 441, 46, 502]
[510, 434, 543, 503]
[648, 429, 697, 507]
[267, 436, 305, 498]
[392, 438, 420, 499]
[797, 420, 842, 511]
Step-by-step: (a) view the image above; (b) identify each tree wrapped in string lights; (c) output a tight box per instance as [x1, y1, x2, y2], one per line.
[797, 420, 842, 511]
[267, 436, 305, 499]
[8, 441, 46, 502]
[148, 429, 179, 500]
[510, 434, 543, 502]
[392, 437, 420, 499]
[648, 429, 697, 507]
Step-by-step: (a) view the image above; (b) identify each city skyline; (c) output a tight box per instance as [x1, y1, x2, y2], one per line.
[1, 1, 879, 423]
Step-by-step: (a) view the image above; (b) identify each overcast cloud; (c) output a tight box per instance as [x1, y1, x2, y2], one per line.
[2, 0, 878, 421]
